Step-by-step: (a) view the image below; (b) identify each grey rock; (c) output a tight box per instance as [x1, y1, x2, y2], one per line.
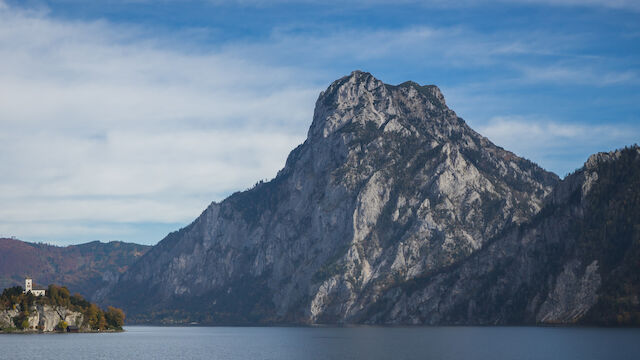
[103, 71, 560, 324]
[361, 146, 640, 325]
[0, 304, 85, 331]
[536, 260, 601, 323]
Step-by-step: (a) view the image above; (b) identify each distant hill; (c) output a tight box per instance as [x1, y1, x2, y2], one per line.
[0, 238, 150, 301]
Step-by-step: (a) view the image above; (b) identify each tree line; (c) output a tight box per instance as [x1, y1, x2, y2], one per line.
[1, 284, 125, 331]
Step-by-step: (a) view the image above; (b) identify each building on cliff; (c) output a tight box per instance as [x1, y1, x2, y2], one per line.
[23, 277, 45, 296]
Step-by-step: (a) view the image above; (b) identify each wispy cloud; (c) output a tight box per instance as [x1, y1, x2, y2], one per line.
[226, 25, 577, 68]
[0, 3, 314, 243]
[518, 65, 639, 86]
[503, 0, 640, 11]
[205, 0, 640, 11]
[478, 116, 640, 176]
[0, 1, 637, 244]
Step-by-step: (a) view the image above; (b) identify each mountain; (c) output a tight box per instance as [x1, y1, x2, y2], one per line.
[0, 238, 150, 301]
[103, 71, 561, 324]
[365, 146, 640, 326]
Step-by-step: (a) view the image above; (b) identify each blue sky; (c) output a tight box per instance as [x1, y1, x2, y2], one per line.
[0, 0, 638, 245]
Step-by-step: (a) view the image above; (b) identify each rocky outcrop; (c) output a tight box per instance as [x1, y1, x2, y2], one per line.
[102, 71, 562, 324]
[361, 146, 640, 325]
[536, 260, 601, 323]
[0, 308, 18, 329]
[0, 305, 86, 332]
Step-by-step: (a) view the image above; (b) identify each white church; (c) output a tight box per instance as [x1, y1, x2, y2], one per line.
[23, 277, 46, 296]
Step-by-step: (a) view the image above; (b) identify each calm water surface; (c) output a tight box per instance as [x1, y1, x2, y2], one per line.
[1, 326, 639, 360]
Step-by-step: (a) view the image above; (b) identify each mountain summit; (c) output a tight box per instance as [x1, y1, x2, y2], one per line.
[104, 71, 564, 324]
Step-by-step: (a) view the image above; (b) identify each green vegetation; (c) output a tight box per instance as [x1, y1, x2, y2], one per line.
[105, 306, 125, 329]
[580, 146, 640, 325]
[1, 284, 125, 332]
[57, 320, 68, 331]
[0, 238, 150, 302]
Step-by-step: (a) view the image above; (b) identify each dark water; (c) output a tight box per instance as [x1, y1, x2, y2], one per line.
[1, 326, 639, 360]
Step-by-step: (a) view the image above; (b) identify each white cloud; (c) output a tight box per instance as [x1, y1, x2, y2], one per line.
[504, 0, 640, 11]
[478, 116, 640, 175]
[518, 65, 638, 86]
[0, 129, 303, 198]
[0, 1, 637, 244]
[0, 3, 314, 244]
[224, 25, 558, 68]
[203, 0, 640, 11]
[0, 222, 133, 241]
[222, 24, 637, 91]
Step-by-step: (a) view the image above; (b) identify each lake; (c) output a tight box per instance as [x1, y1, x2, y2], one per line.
[1, 326, 639, 360]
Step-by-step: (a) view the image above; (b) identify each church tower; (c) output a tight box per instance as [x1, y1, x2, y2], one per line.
[23, 277, 45, 296]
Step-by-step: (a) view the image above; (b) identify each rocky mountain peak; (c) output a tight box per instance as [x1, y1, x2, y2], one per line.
[394, 81, 446, 107]
[105, 71, 561, 325]
[308, 71, 450, 140]
[309, 70, 388, 139]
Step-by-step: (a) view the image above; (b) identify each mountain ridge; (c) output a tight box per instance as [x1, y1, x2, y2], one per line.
[363, 145, 640, 325]
[3, 72, 636, 326]
[0, 238, 150, 302]
[102, 71, 568, 324]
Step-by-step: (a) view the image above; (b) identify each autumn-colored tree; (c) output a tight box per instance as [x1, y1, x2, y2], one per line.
[1, 286, 23, 309]
[47, 284, 71, 307]
[1, 283, 124, 332]
[105, 306, 125, 329]
[97, 311, 107, 330]
[57, 320, 68, 331]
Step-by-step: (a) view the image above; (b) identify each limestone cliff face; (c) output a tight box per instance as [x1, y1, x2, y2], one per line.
[362, 146, 640, 325]
[0, 305, 85, 332]
[104, 71, 560, 324]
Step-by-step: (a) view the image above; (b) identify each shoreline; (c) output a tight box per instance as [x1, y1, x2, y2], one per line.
[0, 329, 124, 334]
[120, 323, 640, 329]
